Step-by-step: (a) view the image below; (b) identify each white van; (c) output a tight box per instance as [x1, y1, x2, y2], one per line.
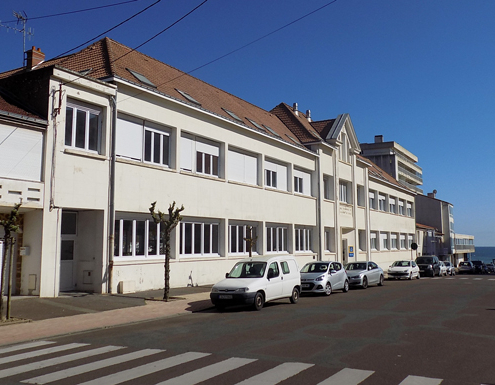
[210, 255, 301, 311]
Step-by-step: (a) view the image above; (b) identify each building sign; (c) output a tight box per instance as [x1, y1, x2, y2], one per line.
[349, 245, 354, 258]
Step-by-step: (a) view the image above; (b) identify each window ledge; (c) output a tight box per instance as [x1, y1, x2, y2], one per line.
[294, 192, 316, 200]
[116, 157, 175, 172]
[179, 169, 225, 182]
[264, 187, 291, 195]
[64, 148, 107, 160]
[227, 180, 262, 189]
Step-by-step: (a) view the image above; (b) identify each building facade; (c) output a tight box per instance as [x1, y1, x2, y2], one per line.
[0, 39, 416, 297]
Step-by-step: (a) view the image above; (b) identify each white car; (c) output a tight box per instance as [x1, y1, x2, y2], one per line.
[387, 260, 420, 280]
[300, 261, 349, 295]
[439, 261, 448, 276]
[210, 255, 301, 311]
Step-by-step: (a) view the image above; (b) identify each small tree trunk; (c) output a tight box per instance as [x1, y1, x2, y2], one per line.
[163, 229, 171, 301]
[6, 238, 14, 319]
[0, 236, 9, 321]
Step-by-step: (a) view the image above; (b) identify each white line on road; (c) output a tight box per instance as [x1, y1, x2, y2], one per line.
[76, 351, 211, 385]
[0, 345, 123, 379]
[234, 362, 314, 385]
[0, 341, 55, 355]
[156, 357, 257, 385]
[399, 374, 443, 385]
[316, 368, 375, 385]
[22, 348, 163, 384]
[0, 343, 88, 365]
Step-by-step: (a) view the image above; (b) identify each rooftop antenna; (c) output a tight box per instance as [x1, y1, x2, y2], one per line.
[0, 11, 34, 66]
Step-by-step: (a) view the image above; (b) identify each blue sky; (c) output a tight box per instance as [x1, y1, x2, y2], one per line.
[1, 0, 494, 245]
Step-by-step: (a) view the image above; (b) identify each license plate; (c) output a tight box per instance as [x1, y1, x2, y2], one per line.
[302, 284, 310, 288]
[219, 295, 232, 299]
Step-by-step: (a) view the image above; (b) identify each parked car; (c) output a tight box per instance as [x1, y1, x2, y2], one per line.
[472, 260, 488, 274]
[439, 261, 448, 276]
[458, 261, 475, 274]
[415, 256, 441, 277]
[345, 261, 384, 289]
[443, 261, 456, 276]
[300, 261, 349, 295]
[486, 263, 495, 274]
[387, 260, 420, 280]
[210, 255, 301, 311]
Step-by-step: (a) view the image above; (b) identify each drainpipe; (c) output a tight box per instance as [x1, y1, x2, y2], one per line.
[316, 148, 323, 261]
[107, 95, 117, 294]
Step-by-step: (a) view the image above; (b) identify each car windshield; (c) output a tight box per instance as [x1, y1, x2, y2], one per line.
[392, 261, 410, 267]
[417, 257, 433, 264]
[345, 263, 367, 271]
[460, 262, 470, 266]
[228, 262, 266, 278]
[301, 263, 329, 273]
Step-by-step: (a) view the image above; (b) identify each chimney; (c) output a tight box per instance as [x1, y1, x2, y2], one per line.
[427, 189, 437, 198]
[293, 102, 298, 116]
[306, 109, 311, 122]
[374, 135, 383, 143]
[25, 46, 45, 70]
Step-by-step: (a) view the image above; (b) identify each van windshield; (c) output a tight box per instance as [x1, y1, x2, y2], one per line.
[228, 262, 266, 278]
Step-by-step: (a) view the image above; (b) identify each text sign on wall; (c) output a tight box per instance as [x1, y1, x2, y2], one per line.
[349, 246, 354, 258]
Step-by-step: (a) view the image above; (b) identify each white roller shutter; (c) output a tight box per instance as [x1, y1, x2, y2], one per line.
[116, 118, 143, 160]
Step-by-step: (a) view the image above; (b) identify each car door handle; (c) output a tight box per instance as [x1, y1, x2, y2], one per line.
[281, 276, 284, 280]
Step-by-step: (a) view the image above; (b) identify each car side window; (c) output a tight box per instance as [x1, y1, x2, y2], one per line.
[281, 261, 290, 274]
[268, 262, 280, 278]
[333, 263, 341, 271]
[370, 262, 378, 270]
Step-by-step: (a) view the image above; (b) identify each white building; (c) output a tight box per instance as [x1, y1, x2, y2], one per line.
[0, 39, 416, 297]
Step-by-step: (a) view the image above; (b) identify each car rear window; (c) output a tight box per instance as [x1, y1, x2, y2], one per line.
[417, 258, 433, 264]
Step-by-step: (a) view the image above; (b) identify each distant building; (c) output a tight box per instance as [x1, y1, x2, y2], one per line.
[360, 135, 423, 194]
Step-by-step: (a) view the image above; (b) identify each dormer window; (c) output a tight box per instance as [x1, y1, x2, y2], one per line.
[176, 89, 201, 106]
[126, 68, 156, 88]
[222, 108, 243, 123]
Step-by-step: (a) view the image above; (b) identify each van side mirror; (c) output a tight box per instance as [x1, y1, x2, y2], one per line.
[225, 273, 229, 278]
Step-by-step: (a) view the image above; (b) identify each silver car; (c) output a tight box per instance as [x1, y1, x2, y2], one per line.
[345, 261, 384, 289]
[300, 261, 349, 295]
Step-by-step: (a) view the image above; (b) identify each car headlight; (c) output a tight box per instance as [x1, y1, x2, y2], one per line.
[211, 287, 219, 293]
[315, 275, 325, 281]
[234, 287, 249, 293]
[359, 273, 364, 278]
[388, 269, 392, 273]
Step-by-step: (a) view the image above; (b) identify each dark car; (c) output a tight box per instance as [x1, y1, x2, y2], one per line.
[458, 261, 475, 274]
[486, 263, 495, 274]
[471, 260, 487, 274]
[415, 256, 441, 277]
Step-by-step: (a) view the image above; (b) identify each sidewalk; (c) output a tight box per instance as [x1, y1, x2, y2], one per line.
[0, 286, 213, 346]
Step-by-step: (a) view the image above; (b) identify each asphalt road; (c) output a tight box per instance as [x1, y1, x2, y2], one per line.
[3, 275, 495, 385]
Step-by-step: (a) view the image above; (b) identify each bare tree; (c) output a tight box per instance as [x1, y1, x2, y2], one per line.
[244, 225, 257, 258]
[0, 201, 22, 321]
[149, 201, 184, 301]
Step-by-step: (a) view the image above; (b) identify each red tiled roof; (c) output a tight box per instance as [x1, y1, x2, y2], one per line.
[0, 89, 45, 121]
[311, 119, 336, 139]
[270, 102, 322, 144]
[360, 154, 415, 193]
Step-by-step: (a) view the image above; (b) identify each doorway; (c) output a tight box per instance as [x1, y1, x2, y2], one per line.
[60, 211, 77, 291]
[342, 239, 348, 265]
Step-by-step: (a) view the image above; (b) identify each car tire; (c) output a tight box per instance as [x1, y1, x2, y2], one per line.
[253, 292, 264, 311]
[324, 282, 332, 296]
[343, 280, 349, 293]
[362, 276, 368, 289]
[408, 272, 413, 280]
[290, 287, 299, 304]
[378, 274, 384, 286]
[416, 272, 420, 279]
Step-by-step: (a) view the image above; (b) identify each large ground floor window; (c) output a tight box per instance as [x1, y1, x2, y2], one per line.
[295, 227, 312, 252]
[229, 224, 257, 255]
[114, 219, 162, 258]
[179, 221, 219, 256]
[266, 225, 288, 253]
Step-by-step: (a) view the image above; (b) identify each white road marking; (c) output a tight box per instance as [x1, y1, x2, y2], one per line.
[399, 374, 443, 384]
[0, 345, 123, 379]
[0, 341, 55, 355]
[22, 348, 162, 384]
[0, 343, 88, 365]
[77, 351, 211, 385]
[235, 362, 314, 385]
[317, 368, 375, 385]
[156, 357, 257, 385]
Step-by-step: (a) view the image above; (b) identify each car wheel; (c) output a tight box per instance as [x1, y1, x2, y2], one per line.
[378, 274, 384, 286]
[343, 280, 349, 293]
[416, 271, 420, 279]
[290, 287, 300, 304]
[253, 292, 264, 311]
[324, 282, 332, 296]
[408, 272, 413, 280]
[362, 276, 368, 289]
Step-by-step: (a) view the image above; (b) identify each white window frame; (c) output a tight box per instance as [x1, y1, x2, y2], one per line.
[369, 191, 376, 209]
[265, 160, 287, 191]
[179, 221, 219, 257]
[359, 229, 367, 251]
[398, 200, 405, 215]
[65, 102, 102, 153]
[380, 232, 389, 250]
[181, 134, 220, 177]
[229, 224, 257, 255]
[114, 218, 161, 259]
[407, 202, 413, 217]
[339, 181, 350, 204]
[391, 233, 398, 250]
[293, 169, 311, 196]
[378, 194, 386, 211]
[144, 126, 170, 166]
[389, 197, 396, 214]
[323, 175, 334, 200]
[295, 227, 312, 252]
[266, 225, 288, 253]
[370, 232, 377, 250]
[407, 234, 414, 249]
[400, 234, 406, 249]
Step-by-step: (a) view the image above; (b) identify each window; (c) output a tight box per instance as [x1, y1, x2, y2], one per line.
[323, 175, 334, 200]
[370, 232, 377, 250]
[380, 232, 389, 250]
[407, 202, 413, 217]
[127, 68, 156, 88]
[378, 194, 386, 211]
[266, 225, 287, 252]
[295, 228, 312, 252]
[180, 221, 219, 256]
[407, 234, 414, 249]
[65, 102, 101, 152]
[398, 200, 405, 215]
[229, 224, 257, 254]
[293, 169, 311, 195]
[339, 181, 350, 203]
[181, 135, 219, 177]
[369, 191, 376, 209]
[359, 229, 366, 251]
[339, 131, 350, 163]
[391, 233, 398, 249]
[268, 262, 280, 277]
[324, 228, 335, 252]
[265, 160, 287, 191]
[400, 234, 406, 249]
[222, 108, 243, 123]
[357, 185, 365, 207]
[114, 218, 162, 258]
[228, 149, 257, 185]
[389, 197, 396, 213]
[116, 116, 170, 166]
[176, 89, 201, 106]
[281, 261, 291, 274]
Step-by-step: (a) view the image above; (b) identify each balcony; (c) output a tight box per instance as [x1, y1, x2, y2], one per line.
[398, 165, 423, 185]
[0, 178, 44, 210]
[398, 180, 423, 194]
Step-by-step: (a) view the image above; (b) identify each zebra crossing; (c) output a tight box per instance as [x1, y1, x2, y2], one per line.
[0, 340, 445, 385]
